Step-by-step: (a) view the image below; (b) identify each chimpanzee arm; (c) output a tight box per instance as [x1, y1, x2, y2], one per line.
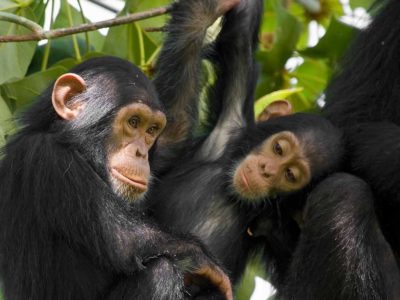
[154, 0, 239, 147]
[346, 122, 400, 199]
[324, 0, 400, 128]
[0, 135, 230, 299]
[105, 258, 185, 300]
[196, 0, 262, 161]
[345, 122, 400, 250]
[283, 173, 400, 299]
[105, 213, 232, 299]
[249, 203, 300, 289]
[105, 205, 219, 272]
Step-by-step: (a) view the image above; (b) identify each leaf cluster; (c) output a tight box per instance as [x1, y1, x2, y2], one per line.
[0, 0, 373, 146]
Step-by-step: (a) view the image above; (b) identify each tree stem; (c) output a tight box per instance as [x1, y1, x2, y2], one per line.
[0, 5, 172, 43]
[0, 11, 43, 34]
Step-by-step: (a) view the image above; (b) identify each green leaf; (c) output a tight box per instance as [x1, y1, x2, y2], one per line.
[52, 1, 104, 54]
[15, 0, 34, 8]
[297, 0, 321, 14]
[28, 39, 83, 74]
[258, 0, 302, 73]
[289, 58, 329, 111]
[0, 8, 38, 84]
[0, 91, 14, 147]
[349, 0, 374, 9]
[0, 0, 20, 11]
[82, 52, 105, 60]
[299, 18, 358, 63]
[235, 253, 269, 300]
[123, 0, 170, 43]
[2, 66, 67, 110]
[103, 23, 157, 67]
[254, 88, 303, 118]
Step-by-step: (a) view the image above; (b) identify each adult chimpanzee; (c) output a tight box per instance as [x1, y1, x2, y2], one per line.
[309, 0, 400, 297]
[0, 56, 233, 300]
[255, 172, 400, 299]
[149, 0, 343, 286]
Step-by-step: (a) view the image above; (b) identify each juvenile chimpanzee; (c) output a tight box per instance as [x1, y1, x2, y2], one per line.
[149, 0, 343, 284]
[0, 56, 233, 300]
[222, 0, 400, 297]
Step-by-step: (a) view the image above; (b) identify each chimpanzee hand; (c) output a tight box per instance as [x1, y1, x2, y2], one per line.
[174, 0, 240, 29]
[216, 0, 241, 15]
[165, 239, 233, 300]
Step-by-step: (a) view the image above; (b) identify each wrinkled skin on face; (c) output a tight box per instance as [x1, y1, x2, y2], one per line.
[233, 131, 311, 201]
[51, 72, 167, 202]
[108, 102, 166, 201]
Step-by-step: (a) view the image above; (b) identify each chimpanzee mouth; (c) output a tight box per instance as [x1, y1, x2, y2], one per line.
[239, 169, 250, 190]
[111, 168, 148, 192]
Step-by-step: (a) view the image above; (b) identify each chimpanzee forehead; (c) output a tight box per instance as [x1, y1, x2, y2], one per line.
[116, 82, 162, 112]
[70, 56, 164, 112]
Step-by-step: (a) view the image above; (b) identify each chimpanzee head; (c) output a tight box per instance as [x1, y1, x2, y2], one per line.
[23, 56, 166, 202]
[228, 101, 343, 201]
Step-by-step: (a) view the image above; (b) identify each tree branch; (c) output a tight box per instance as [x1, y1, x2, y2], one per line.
[0, 5, 172, 43]
[0, 12, 43, 34]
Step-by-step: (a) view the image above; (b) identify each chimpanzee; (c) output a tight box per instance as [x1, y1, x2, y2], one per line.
[149, 0, 343, 285]
[0, 56, 233, 300]
[267, 172, 400, 299]
[315, 0, 400, 297]
[229, 0, 400, 298]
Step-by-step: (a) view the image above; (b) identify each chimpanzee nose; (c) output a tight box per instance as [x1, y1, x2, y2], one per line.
[135, 144, 148, 159]
[259, 159, 278, 178]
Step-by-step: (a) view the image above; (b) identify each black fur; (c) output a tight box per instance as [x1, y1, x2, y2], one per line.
[317, 0, 400, 298]
[0, 56, 226, 300]
[150, 0, 343, 287]
[283, 173, 400, 299]
[324, 0, 399, 128]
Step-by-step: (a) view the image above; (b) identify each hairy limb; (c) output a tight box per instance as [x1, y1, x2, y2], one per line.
[324, 0, 400, 127]
[154, 0, 239, 146]
[283, 173, 400, 299]
[105, 258, 185, 300]
[250, 204, 299, 289]
[346, 121, 400, 252]
[346, 122, 400, 198]
[199, 0, 262, 160]
[106, 211, 232, 300]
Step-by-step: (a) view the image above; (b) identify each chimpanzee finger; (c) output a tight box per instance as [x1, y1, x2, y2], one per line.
[190, 265, 233, 300]
[217, 0, 241, 15]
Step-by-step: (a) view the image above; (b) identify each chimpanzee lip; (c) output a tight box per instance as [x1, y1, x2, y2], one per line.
[111, 168, 148, 192]
[240, 169, 250, 190]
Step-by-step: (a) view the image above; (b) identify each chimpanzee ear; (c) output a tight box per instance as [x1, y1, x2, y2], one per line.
[52, 73, 87, 120]
[257, 100, 293, 122]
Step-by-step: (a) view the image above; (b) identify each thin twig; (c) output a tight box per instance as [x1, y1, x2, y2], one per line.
[0, 5, 172, 43]
[41, 0, 55, 71]
[66, 1, 82, 61]
[76, 0, 90, 52]
[0, 11, 43, 34]
[144, 26, 166, 32]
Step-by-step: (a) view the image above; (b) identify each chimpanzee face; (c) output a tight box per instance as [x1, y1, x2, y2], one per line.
[232, 131, 311, 201]
[51, 70, 166, 202]
[107, 102, 166, 201]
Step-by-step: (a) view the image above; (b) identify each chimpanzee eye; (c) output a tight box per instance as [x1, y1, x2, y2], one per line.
[128, 116, 140, 128]
[285, 168, 296, 183]
[147, 125, 159, 135]
[273, 142, 283, 156]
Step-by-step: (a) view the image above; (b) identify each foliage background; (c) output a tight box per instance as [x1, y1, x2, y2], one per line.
[0, 0, 374, 299]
